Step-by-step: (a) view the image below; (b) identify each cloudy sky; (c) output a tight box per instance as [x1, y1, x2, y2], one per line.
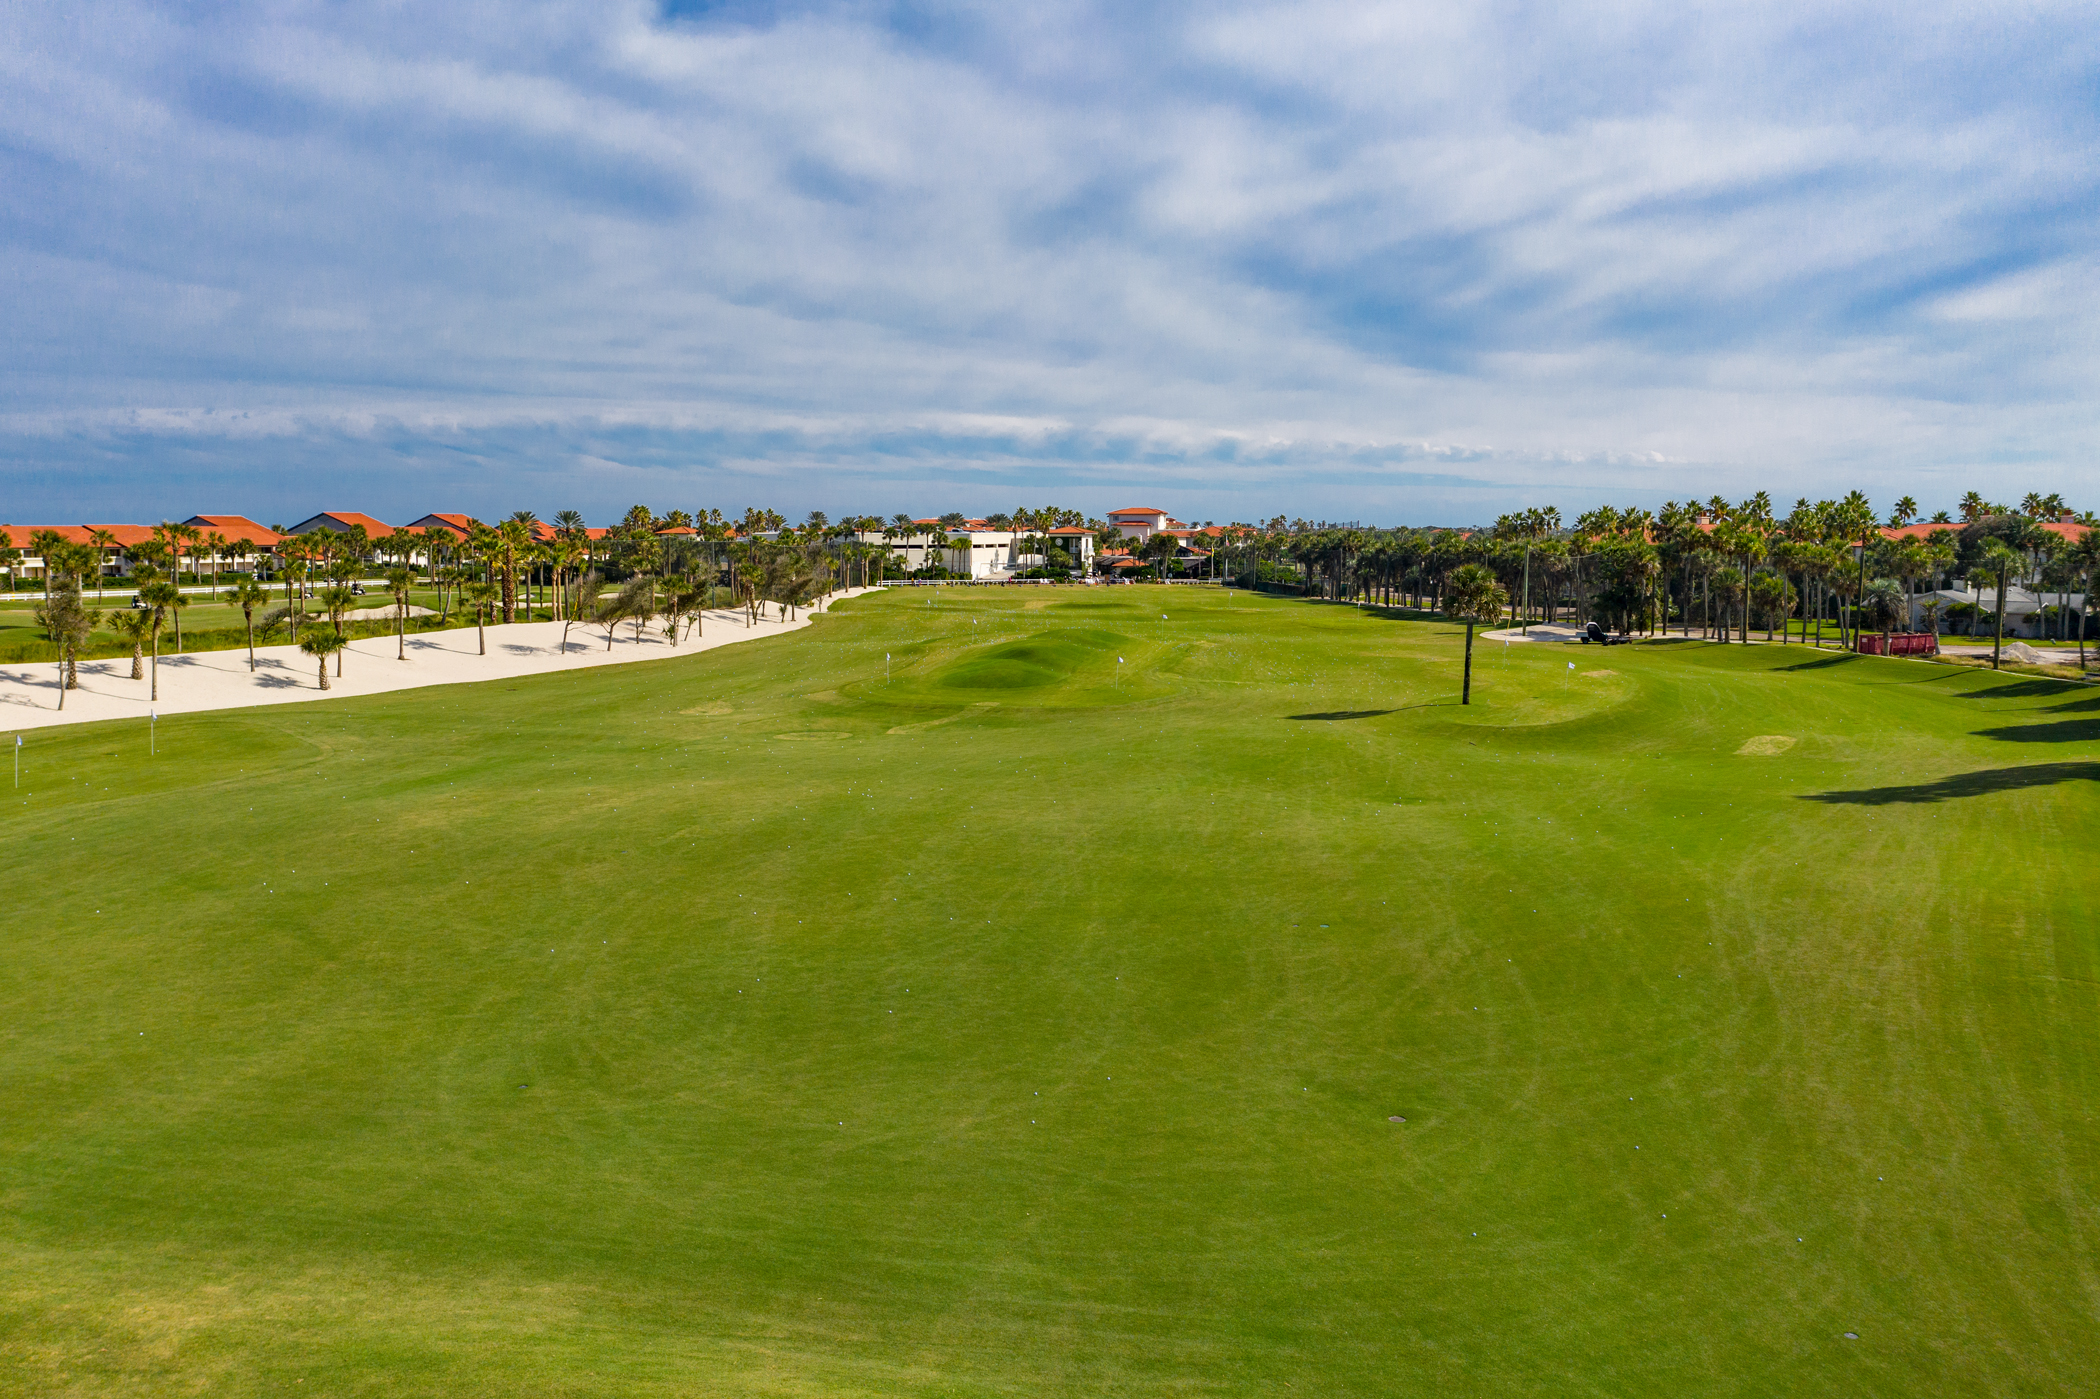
[3, 1, 2095, 526]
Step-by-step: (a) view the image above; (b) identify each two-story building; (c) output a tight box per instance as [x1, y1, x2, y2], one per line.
[857, 518, 1097, 578]
[1108, 505, 1203, 541]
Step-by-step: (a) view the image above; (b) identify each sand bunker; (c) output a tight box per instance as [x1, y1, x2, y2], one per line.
[0, 590, 879, 732]
[338, 605, 438, 622]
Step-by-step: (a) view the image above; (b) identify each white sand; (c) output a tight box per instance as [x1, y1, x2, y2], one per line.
[0, 590, 879, 732]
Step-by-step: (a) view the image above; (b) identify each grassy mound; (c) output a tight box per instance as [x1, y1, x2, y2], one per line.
[4, 588, 2097, 1395]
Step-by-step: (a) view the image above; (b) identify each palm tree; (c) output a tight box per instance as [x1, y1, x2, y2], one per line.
[1444, 563, 1508, 705]
[1830, 491, 1878, 650]
[88, 527, 119, 601]
[318, 584, 355, 675]
[1861, 578, 1905, 649]
[300, 627, 347, 689]
[463, 580, 499, 655]
[547, 538, 584, 622]
[1749, 571, 1791, 642]
[385, 565, 416, 659]
[1710, 566, 1746, 640]
[594, 583, 635, 650]
[276, 536, 309, 641]
[416, 528, 453, 612]
[161, 580, 190, 653]
[228, 577, 269, 670]
[138, 578, 180, 701]
[37, 546, 101, 704]
[204, 531, 230, 598]
[564, 571, 604, 654]
[496, 517, 532, 623]
[108, 606, 153, 680]
[1978, 538, 2023, 670]
[2070, 528, 2100, 671]
[620, 575, 657, 643]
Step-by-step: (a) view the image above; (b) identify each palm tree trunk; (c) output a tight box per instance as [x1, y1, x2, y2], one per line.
[246, 615, 256, 671]
[1992, 572, 2006, 669]
[150, 630, 159, 701]
[2081, 571, 2090, 670]
[319, 657, 329, 690]
[1461, 621, 1475, 704]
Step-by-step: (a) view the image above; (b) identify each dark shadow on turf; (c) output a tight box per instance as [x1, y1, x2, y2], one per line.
[1803, 761, 2100, 804]
[1975, 719, 2100, 744]
[1774, 654, 1863, 672]
[1950, 678, 2082, 700]
[1288, 700, 1456, 720]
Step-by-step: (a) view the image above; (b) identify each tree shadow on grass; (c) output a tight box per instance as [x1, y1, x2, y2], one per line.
[1975, 719, 2100, 744]
[1950, 678, 2081, 700]
[1774, 654, 1862, 672]
[1803, 761, 2100, 804]
[1288, 700, 1456, 721]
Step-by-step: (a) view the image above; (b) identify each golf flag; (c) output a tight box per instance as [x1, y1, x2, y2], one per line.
[1567, 661, 1575, 670]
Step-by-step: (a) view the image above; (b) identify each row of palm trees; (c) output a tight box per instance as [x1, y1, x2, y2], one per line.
[1200, 495, 2100, 669]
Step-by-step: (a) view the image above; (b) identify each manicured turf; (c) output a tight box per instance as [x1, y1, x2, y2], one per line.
[4, 587, 2097, 1395]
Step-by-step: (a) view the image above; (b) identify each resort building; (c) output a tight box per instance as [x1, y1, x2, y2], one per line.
[1108, 506, 1179, 540]
[0, 520, 283, 582]
[1911, 585, 2089, 639]
[285, 512, 397, 540]
[854, 519, 1095, 579]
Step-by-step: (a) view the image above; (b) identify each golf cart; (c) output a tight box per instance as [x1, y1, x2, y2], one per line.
[1583, 620, 1631, 646]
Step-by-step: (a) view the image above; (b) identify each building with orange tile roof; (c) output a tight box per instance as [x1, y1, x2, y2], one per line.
[403, 512, 478, 539]
[183, 515, 283, 547]
[287, 511, 396, 538]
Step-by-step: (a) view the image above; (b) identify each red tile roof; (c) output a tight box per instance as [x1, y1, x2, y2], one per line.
[3, 524, 157, 549]
[405, 512, 478, 538]
[1109, 506, 1169, 517]
[184, 515, 284, 546]
[291, 512, 396, 537]
[1878, 520, 2087, 541]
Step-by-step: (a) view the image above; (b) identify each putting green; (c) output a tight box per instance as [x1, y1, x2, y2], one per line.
[4, 587, 2097, 1396]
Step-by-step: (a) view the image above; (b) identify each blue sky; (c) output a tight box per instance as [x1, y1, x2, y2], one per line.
[3, 0, 2096, 526]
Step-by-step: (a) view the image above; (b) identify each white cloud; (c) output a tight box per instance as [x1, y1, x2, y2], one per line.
[1, 0, 2096, 523]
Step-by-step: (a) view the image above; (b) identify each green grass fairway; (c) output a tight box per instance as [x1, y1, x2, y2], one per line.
[6, 588, 2099, 1395]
